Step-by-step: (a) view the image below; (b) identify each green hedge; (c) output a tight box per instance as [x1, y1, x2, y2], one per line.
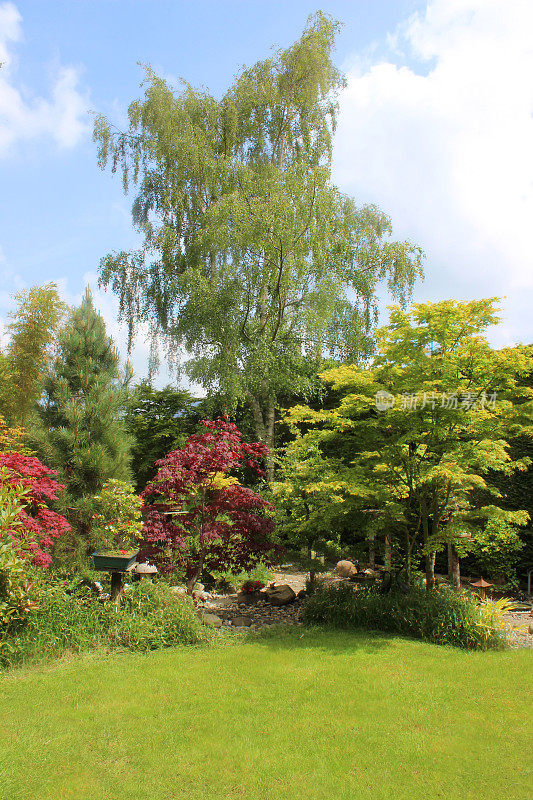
[302, 582, 509, 650]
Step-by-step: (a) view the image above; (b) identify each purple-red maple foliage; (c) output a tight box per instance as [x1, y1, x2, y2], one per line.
[141, 418, 279, 591]
[0, 453, 70, 568]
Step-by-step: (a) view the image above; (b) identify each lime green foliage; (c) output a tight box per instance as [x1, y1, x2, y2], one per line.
[0, 284, 66, 426]
[0, 415, 32, 455]
[0, 581, 204, 668]
[271, 433, 365, 561]
[303, 583, 508, 650]
[91, 479, 143, 552]
[94, 13, 422, 466]
[280, 298, 532, 582]
[472, 517, 525, 581]
[33, 288, 132, 564]
[478, 596, 517, 634]
[0, 630, 531, 799]
[209, 560, 273, 591]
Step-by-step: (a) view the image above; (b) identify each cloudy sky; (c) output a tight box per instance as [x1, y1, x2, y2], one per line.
[1, 0, 531, 385]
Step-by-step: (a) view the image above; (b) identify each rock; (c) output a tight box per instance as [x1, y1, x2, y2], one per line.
[236, 591, 263, 606]
[265, 584, 296, 606]
[194, 583, 205, 592]
[170, 586, 187, 597]
[335, 560, 358, 578]
[231, 615, 253, 627]
[207, 594, 237, 608]
[202, 613, 223, 628]
[362, 568, 378, 578]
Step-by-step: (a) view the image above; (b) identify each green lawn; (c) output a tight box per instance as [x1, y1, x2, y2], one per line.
[1, 628, 531, 800]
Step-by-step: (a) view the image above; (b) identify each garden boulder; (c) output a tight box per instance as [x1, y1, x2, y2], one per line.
[231, 615, 253, 627]
[202, 613, 223, 628]
[335, 560, 358, 578]
[265, 584, 296, 606]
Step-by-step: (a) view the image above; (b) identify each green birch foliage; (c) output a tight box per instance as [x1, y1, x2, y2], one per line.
[280, 299, 532, 577]
[93, 12, 423, 447]
[0, 284, 66, 426]
[33, 289, 132, 563]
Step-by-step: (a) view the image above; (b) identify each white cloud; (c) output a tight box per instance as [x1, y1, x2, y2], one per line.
[0, 2, 89, 156]
[334, 0, 533, 344]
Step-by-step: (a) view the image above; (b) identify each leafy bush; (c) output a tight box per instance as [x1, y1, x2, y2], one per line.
[302, 582, 509, 650]
[0, 581, 205, 669]
[91, 479, 143, 552]
[0, 474, 38, 626]
[209, 561, 273, 591]
[472, 518, 524, 582]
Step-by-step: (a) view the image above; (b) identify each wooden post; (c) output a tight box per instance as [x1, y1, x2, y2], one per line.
[110, 572, 124, 606]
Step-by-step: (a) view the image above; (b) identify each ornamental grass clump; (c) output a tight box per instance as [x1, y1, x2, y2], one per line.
[302, 582, 509, 650]
[0, 581, 205, 669]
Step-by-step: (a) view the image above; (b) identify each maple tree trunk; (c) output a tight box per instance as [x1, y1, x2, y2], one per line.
[425, 552, 436, 590]
[421, 500, 435, 590]
[384, 533, 392, 570]
[186, 542, 207, 595]
[368, 531, 376, 568]
[448, 543, 461, 588]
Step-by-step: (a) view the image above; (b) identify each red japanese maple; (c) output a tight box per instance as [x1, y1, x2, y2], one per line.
[0, 453, 70, 568]
[141, 418, 279, 592]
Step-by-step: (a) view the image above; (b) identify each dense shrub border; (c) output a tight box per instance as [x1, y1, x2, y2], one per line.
[302, 582, 509, 650]
[0, 581, 206, 669]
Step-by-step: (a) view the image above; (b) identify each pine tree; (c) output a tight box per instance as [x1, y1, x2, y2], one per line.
[34, 288, 132, 563]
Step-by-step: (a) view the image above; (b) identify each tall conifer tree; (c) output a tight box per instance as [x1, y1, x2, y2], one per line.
[34, 288, 132, 562]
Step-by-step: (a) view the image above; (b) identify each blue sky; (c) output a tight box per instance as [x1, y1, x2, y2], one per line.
[1, 0, 531, 385]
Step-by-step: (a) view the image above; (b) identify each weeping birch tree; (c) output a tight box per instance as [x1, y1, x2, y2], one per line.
[93, 12, 423, 477]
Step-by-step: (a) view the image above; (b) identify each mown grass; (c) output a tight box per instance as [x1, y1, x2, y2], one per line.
[0, 627, 531, 800]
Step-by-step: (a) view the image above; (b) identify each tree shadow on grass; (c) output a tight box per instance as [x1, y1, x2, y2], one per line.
[240, 624, 393, 656]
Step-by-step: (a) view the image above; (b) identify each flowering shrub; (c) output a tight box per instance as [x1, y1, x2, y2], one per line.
[0, 454, 69, 568]
[241, 580, 265, 594]
[141, 417, 279, 592]
[91, 479, 143, 553]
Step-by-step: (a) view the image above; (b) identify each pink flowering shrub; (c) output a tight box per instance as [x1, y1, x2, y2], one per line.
[141, 418, 280, 592]
[0, 453, 70, 568]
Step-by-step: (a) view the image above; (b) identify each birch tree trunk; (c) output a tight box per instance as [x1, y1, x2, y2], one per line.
[247, 394, 276, 482]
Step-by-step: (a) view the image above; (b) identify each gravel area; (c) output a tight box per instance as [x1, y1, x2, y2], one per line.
[194, 566, 533, 647]
[504, 611, 533, 649]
